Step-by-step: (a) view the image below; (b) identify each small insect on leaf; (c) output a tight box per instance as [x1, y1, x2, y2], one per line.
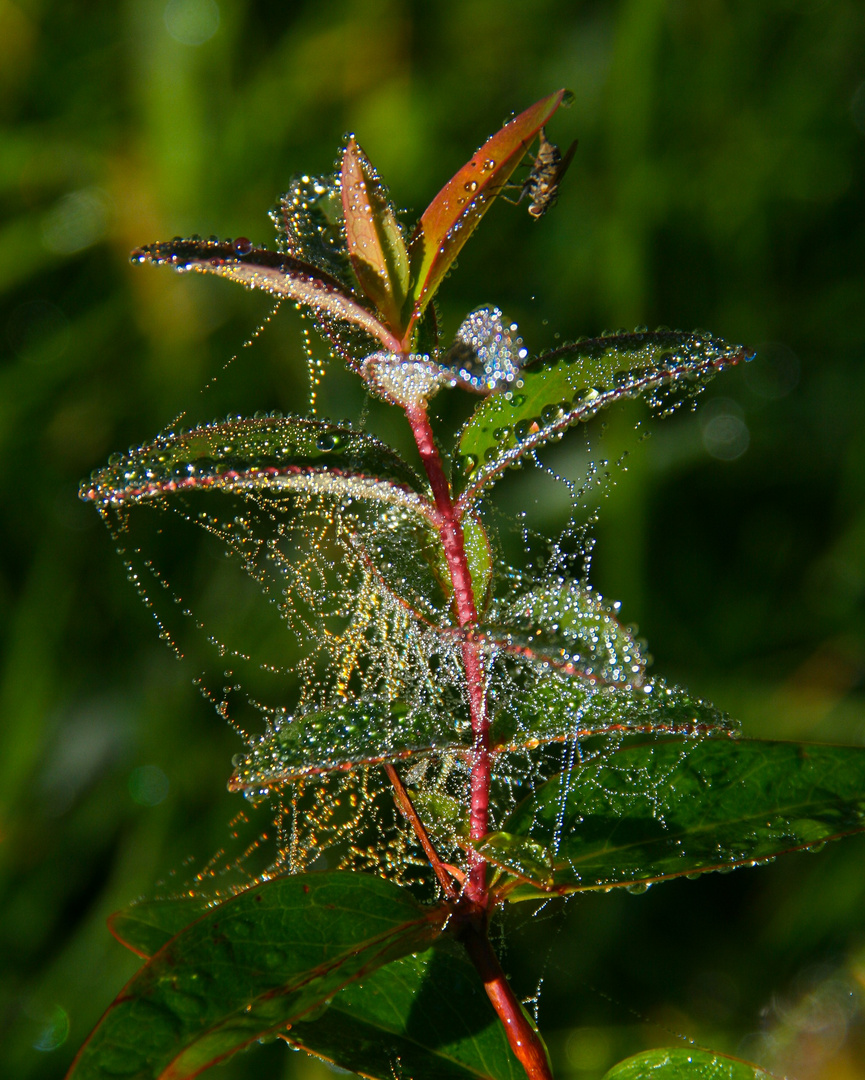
[517, 128, 579, 219]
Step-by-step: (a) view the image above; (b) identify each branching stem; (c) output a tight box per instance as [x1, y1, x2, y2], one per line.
[398, 399, 550, 1079]
[404, 402, 490, 903]
[384, 762, 458, 900]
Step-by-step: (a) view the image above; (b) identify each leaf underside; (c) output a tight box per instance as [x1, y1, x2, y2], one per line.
[454, 329, 751, 507]
[474, 739, 865, 898]
[341, 136, 410, 333]
[602, 1046, 771, 1079]
[67, 872, 445, 1080]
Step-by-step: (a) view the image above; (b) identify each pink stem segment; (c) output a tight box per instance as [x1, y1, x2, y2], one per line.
[404, 402, 491, 904]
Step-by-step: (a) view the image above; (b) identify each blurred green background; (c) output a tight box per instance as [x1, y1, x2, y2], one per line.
[2, 0, 865, 1077]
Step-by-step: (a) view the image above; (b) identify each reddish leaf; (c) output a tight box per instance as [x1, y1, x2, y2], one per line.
[404, 90, 570, 342]
[341, 137, 410, 334]
[131, 237, 401, 353]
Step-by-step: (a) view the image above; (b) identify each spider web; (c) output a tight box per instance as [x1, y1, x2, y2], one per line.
[90, 355, 733, 907]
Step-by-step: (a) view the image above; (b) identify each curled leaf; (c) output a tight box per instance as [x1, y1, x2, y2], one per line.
[341, 137, 410, 333]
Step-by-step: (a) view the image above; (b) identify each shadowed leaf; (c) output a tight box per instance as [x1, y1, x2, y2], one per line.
[130, 237, 401, 353]
[108, 898, 214, 961]
[341, 137, 410, 333]
[454, 330, 752, 508]
[405, 90, 569, 337]
[67, 872, 445, 1080]
[474, 739, 865, 899]
[285, 944, 527, 1080]
[102, 917, 526, 1080]
[602, 1046, 772, 1079]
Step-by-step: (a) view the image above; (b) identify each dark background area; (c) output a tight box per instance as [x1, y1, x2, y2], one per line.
[1, 1, 864, 1077]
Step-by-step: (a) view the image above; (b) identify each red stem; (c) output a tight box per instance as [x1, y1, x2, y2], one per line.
[384, 762, 458, 900]
[459, 919, 554, 1080]
[404, 402, 490, 904]
[402, 399, 552, 1078]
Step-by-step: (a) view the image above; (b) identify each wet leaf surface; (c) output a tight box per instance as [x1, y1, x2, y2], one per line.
[130, 237, 401, 352]
[475, 740, 865, 897]
[602, 1046, 771, 1079]
[341, 137, 410, 333]
[488, 678, 734, 755]
[454, 330, 751, 507]
[67, 872, 446, 1080]
[228, 700, 470, 795]
[406, 90, 568, 335]
[80, 415, 431, 512]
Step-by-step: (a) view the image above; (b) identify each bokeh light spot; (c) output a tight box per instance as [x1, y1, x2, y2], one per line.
[129, 764, 170, 806]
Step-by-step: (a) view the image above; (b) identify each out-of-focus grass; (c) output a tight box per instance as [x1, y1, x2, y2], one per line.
[1, 2, 864, 1078]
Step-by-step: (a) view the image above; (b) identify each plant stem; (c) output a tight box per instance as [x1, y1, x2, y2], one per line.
[459, 919, 554, 1080]
[404, 402, 491, 904]
[384, 762, 458, 899]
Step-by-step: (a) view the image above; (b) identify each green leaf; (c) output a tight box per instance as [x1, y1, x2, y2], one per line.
[102, 911, 527, 1080]
[341, 137, 410, 334]
[453, 330, 751, 508]
[602, 1046, 771, 1079]
[489, 676, 734, 755]
[474, 739, 865, 899]
[405, 90, 569, 338]
[108, 897, 213, 960]
[228, 699, 469, 797]
[462, 512, 493, 613]
[79, 415, 431, 512]
[271, 172, 356, 293]
[288, 943, 526, 1080]
[67, 872, 446, 1080]
[487, 577, 647, 687]
[130, 237, 402, 353]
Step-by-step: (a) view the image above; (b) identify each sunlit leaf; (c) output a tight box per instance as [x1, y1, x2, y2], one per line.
[488, 577, 646, 686]
[79, 415, 431, 514]
[405, 90, 569, 338]
[341, 137, 410, 333]
[67, 872, 445, 1080]
[130, 237, 401, 353]
[489, 677, 734, 756]
[602, 1046, 771, 1079]
[228, 699, 469, 797]
[288, 943, 526, 1080]
[271, 172, 356, 291]
[454, 330, 752, 508]
[473, 739, 865, 899]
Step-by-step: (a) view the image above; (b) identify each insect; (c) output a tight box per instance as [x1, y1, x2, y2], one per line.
[510, 127, 579, 219]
